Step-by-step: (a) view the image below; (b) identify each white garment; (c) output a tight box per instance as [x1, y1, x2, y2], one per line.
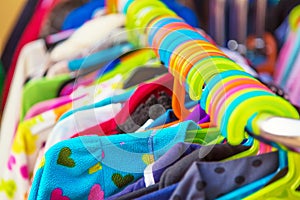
[70, 74, 124, 108]
[0, 40, 48, 174]
[135, 119, 154, 132]
[44, 103, 122, 151]
[50, 14, 126, 62]
[46, 27, 128, 77]
[45, 61, 69, 78]
[44, 74, 125, 150]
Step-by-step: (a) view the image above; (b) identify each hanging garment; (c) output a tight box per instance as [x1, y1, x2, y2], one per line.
[2, 0, 60, 110]
[0, 92, 123, 199]
[0, 103, 72, 200]
[107, 143, 249, 200]
[132, 152, 278, 200]
[50, 13, 126, 62]
[28, 121, 199, 199]
[0, 39, 49, 177]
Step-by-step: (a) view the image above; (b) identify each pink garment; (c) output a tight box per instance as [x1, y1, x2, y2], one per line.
[24, 95, 80, 120]
[2, 0, 61, 109]
[59, 71, 97, 96]
[287, 53, 300, 106]
[286, 51, 300, 93]
[274, 31, 295, 84]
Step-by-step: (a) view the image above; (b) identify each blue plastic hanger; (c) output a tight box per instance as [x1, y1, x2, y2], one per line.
[216, 115, 288, 200]
[67, 43, 133, 71]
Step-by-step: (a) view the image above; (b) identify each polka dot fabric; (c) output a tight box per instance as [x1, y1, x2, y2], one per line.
[170, 152, 279, 200]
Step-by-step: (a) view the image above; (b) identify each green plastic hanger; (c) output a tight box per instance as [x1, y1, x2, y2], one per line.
[95, 48, 160, 84]
[242, 113, 300, 199]
[222, 139, 259, 161]
[185, 127, 224, 145]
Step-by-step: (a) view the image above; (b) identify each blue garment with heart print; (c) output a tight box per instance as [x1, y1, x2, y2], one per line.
[28, 120, 199, 199]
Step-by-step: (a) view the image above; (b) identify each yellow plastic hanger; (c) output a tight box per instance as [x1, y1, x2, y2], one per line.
[244, 150, 300, 199]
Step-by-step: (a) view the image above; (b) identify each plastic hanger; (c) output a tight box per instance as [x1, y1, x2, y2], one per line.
[244, 150, 300, 199]
[58, 49, 159, 112]
[199, 68, 296, 198]
[185, 127, 224, 145]
[66, 43, 133, 72]
[58, 50, 168, 121]
[217, 132, 287, 199]
[217, 144, 287, 200]
[94, 49, 151, 79]
[217, 108, 300, 199]
[125, 1, 300, 199]
[73, 73, 175, 136]
[247, 150, 300, 199]
[95, 48, 159, 83]
[122, 65, 168, 89]
[172, 76, 192, 120]
[58, 88, 135, 121]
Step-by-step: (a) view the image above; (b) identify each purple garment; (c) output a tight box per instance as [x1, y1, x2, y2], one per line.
[106, 143, 201, 200]
[136, 184, 178, 200]
[185, 104, 210, 124]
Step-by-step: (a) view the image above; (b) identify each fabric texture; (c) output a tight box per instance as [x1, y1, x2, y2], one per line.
[44, 103, 122, 152]
[116, 91, 172, 133]
[0, 103, 72, 200]
[170, 152, 279, 200]
[146, 109, 178, 129]
[24, 96, 75, 120]
[107, 142, 201, 200]
[73, 74, 174, 137]
[28, 121, 200, 199]
[2, 0, 60, 110]
[159, 144, 250, 189]
[0, 39, 49, 179]
[39, 0, 89, 38]
[0, 79, 124, 200]
[108, 143, 249, 200]
[50, 14, 126, 62]
[135, 151, 279, 200]
[135, 184, 177, 200]
[116, 184, 160, 200]
[21, 75, 71, 120]
[0, 62, 5, 105]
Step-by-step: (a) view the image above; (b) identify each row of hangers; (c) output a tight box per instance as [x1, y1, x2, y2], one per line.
[1, 0, 300, 199]
[108, 0, 300, 199]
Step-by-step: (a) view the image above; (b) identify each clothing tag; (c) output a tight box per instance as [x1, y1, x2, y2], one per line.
[136, 119, 154, 132]
[144, 163, 155, 187]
